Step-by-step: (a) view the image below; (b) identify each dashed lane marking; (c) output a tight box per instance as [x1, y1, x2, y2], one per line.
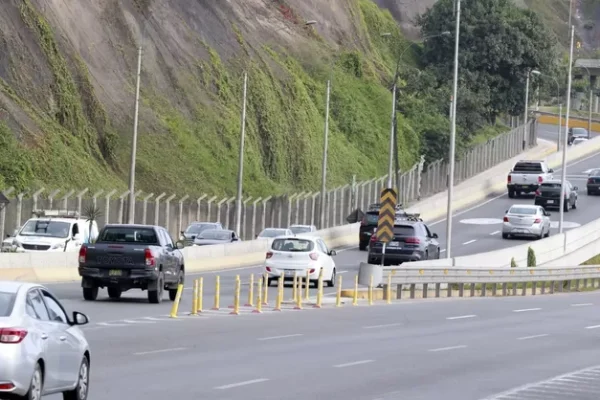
[428, 345, 467, 352]
[333, 360, 375, 368]
[214, 379, 270, 390]
[446, 315, 477, 320]
[517, 334, 549, 340]
[513, 308, 541, 313]
[463, 239, 477, 245]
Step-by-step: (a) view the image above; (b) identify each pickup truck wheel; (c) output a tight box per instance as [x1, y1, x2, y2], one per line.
[168, 272, 183, 301]
[148, 274, 164, 304]
[508, 190, 515, 198]
[82, 287, 98, 301]
[107, 287, 122, 299]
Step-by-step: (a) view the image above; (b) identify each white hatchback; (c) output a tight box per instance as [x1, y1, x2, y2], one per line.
[264, 236, 337, 287]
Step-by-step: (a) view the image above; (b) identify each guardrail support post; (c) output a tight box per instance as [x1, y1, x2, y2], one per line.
[540, 281, 546, 295]
[409, 284, 415, 299]
[422, 283, 428, 299]
[470, 283, 475, 297]
[512, 283, 517, 296]
[446, 283, 452, 298]
[532, 281, 537, 295]
[502, 283, 507, 296]
[481, 284, 487, 297]
[458, 283, 464, 297]
[584, 278, 589, 289]
[521, 282, 527, 296]
[435, 283, 441, 298]
[492, 283, 497, 297]
[549, 281, 555, 294]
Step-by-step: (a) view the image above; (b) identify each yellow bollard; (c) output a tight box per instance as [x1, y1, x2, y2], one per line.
[335, 275, 343, 307]
[386, 273, 392, 304]
[169, 283, 184, 318]
[279, 275, 284, 305]
[262, 272, 269, 305]
[273, 275, 283, 311]
[245, 273, 254, 307]
[197, 276, 203, 313]
[230, 275, 241, 315]
[294, 274, 303, 310]
[191, 279, 199, 315]
[305, 270, 310, 301]
[352, 275, 359, 306]
[211, 276, 220, 310]
[292, 271, 298, 301]
[252, 279, 263, 313]
[368, 275, 374, 306]
[313, 268, 324, 308]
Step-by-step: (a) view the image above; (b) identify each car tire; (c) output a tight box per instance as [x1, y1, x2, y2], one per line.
[588, 189, 592, 195]
[564, 201, 570, 212]
[19, 362, 43, 400]
[572, 198, 577, 209]
[544, 228, 550, 238]
[327, 268, 336, 287]
[82, 287, 98, 301]
[107, 287, 121, 299]
[148, 273, 164, 304]
[62, 356, 89, 400]
[508, 190, 515, 198]
[168, 270, 184, 301]
[502, 233, 509, 239]
[359, 242, 367, 251]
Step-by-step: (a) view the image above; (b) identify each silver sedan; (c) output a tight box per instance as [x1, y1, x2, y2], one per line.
[502, 204, 551, 240]
[0, 281, 91, 400]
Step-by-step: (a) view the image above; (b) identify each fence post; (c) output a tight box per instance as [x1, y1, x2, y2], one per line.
[164, 194, 177, 233]
[92, 190, 103, 211]
[225, 196, 235, 229]
[142, 193, 154, 224]
[251, 197, 261, 239]
[154, 193, 166, 225]
[215, 197, 226, 223]
[287, 193, 298, 228]
[261, 196, 272, 232]
[0, 187, 14, 240]
[76, 188, 89, 214]
[118, 190, 130, 223]
[178, 195, 190, 235]
[417, 155, 425, 201]
[15, 192, 26, 230]
[196, 194, 207, 221]
[104, 189, 117, 224]
[47, 189, 61, 209]
[31, 188, 45, 212]
[310, 192, 319, 226]
[294, 191, 305, 225]
[60, 189, 75, 211]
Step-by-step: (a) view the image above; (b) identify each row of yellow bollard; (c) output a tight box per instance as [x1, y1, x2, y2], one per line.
[169, 271, 386, 318]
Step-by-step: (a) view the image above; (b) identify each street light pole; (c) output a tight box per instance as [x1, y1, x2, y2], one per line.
[234, 71, 248, 234]
[524, 71, 530, 128]
[559, 25, 575, 234]
[445, 0, 460, 259]
[387, 81, 396, 188]
[127, 45, 143, 224]
[319, 79, 331, 229]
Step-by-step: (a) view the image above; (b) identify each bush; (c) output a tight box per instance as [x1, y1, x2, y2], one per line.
[510, 257, 517, 268]
[527, 247, 536, 267]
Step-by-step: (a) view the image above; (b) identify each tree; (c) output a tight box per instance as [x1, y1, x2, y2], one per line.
[510, 257, 517, 268]
[83, 204, 102, 244]
[418, 0, 558, 124]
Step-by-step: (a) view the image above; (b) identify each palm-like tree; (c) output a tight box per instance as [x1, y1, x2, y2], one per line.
[83, 204, 103, 243]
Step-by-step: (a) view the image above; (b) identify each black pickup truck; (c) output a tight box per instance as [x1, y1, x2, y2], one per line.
[78, 224, 185, 304]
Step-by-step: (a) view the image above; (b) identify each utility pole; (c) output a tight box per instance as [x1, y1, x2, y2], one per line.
[127, 45, 142, 224]
[387, 81, 397, 188]
[319, 79, 331, 229]
[234, 71, 248, 234]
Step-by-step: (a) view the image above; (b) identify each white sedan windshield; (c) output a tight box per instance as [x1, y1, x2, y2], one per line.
[19, 220, 71, 238]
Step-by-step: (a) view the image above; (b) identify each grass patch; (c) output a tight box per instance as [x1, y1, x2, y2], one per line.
[581, 254, 600, 265]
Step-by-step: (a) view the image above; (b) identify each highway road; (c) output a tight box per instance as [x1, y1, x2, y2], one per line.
[47, 290, 600, 400]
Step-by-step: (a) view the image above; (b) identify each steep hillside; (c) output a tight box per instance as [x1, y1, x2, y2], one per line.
[0, 0, 422, 197]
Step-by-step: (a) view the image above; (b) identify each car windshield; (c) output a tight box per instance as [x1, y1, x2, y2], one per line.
[198, 230, 231, 240]
[392, 225, 415, 236]
[513, 162, 543, 173]
[185, 224, 215, 234]
[290, 226, 311, 234]
[97, 227, 159, 244]
[509, 207, 537, 215]
[572, 128, 587, 136]
[19, 220, 71, 238]
[272, 238, 314, 252]
[259, 229, 286, 238]
[0, 291, 16, 317]
[363, 213, 379, 225]
[589, 169, 600, 176]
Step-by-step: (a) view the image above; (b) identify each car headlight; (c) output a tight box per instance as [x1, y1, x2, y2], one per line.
[12, 240, 22, 248]
[51, 242, 65, 250]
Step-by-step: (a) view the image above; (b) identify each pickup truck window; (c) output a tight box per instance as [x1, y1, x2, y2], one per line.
[513, 163, 543, 173]
[98, 227, 159, 244]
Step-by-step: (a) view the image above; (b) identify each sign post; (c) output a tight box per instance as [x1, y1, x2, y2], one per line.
[376, 188, 397, 266]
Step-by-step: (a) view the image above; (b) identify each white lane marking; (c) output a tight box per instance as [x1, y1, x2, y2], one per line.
[338, 270, 348, 274]
[513, 308, 542, 313]
[142, 317, 180, 322]
[363, 323, 403, 329]
[133, 347, 186, 356]
[215, 378, 270, 390]
[257, 334, 303, 341]
[517, 334, 549, 340]
[428, 345, 467, 352]
[462, 239, 477, 245]
[333, 360, 375, 368]
[585, 325, 600, 329]
[572, 303, 593, 307]
[490, 231, 500, 235]
[123, 319, 156, 324]
[97, 322, 128, 327]
[446, 315, 477, 320]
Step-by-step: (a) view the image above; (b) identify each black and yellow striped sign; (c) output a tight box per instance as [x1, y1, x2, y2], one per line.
[376, 188, 397, 243]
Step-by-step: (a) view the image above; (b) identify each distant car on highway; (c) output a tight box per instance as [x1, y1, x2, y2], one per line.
[534, 179, 578, 212]
[367, 219, 440, 265]
[192, 229, 240, 246]
[586, 168, 600, 195]
[256, 228, 293, 239]
[568, 127, 589, 145]
[507, 160, 554, 198]
[571, 137, 588, 146]
[502, 204, 550, 240]
[288, 224, 317, 235]
[78, 224, 185, 304]
[0, 281, 91, 400]
[264, 235, 337, 287]
[358, 204, 414, 251]
[180, 222, 223, 246]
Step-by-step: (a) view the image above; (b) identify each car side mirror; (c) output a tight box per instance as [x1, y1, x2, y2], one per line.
[432, 233, 438, 239]
[573, 186, 578, 191]
[328, 250, 337, 256]
[505, 210, 508, 213]
[5, 234, 9, 238]
[72, 311, 89, 326]
[549, 168, 554, 173]
[175, 241, 185, 250]
[180, 231, 184, 235]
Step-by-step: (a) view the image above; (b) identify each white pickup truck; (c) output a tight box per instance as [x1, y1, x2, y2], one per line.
[507, 160, 554, 198]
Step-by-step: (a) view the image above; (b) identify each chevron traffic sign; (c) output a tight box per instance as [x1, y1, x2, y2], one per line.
[376, 188, 397, 243]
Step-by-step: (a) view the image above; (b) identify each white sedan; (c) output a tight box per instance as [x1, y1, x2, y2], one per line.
[264, 236, 337, 287]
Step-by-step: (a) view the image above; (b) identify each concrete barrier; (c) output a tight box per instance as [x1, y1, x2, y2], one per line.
[537, 114, 600, 131]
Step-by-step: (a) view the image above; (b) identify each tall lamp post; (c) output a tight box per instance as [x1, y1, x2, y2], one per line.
[445, 0, 461, 258]
[577, 65, 593, 136]
[127, 45, 143, 224]
[533, 70, 562, 150]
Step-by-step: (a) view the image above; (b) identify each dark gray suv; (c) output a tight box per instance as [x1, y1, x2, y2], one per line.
[367, 220, 441, 265]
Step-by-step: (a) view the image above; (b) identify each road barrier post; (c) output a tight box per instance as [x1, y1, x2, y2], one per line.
[368, 275, 374, 306]
[314, 268, 324, 308]
[294, 274, 303, 310]
[252, 279, 263, 313]
[169, 283, 184, 318]
[230, 275, 241, 315]
[279, 276, 284, 305]
[262, 272, 269, 305]
[336, 275, 342, 307]
[211, 276, 220, 310]
[353, 275, 358, 306]
[245, 273, 254, 307]
[305, 270, 310, 301]
[274, 276, 283, 311]
[386, 273, 392, 304]
[191, 279, 199, 315]
[197, 276, 203, 313]
[292, 272, 298, 301]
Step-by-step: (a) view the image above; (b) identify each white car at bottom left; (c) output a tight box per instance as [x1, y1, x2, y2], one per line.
[0, 281, 91, 400]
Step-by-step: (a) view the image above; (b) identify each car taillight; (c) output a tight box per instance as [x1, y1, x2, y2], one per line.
[309, 268, 315, 274]
[0, 328, 27, 344]
[588, 178, 593, 184]
[360, 217, 367, 226]
[309, 252, 319, 261]
[538, 175, 543, 183]
[507, 175, 511, 183]
[535, 190, 540, 196]
[266, 267, 271, 272]
[534, 218, 541, 223]
[503, 216, 509, 222]
[370, 234, 378, 243]
[0, 383, 14, 390]
[144, 248, 155, 267]
[405, 237, 420, 244]
[78, 246, 86, 263]
[266, 251, 273, 259]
